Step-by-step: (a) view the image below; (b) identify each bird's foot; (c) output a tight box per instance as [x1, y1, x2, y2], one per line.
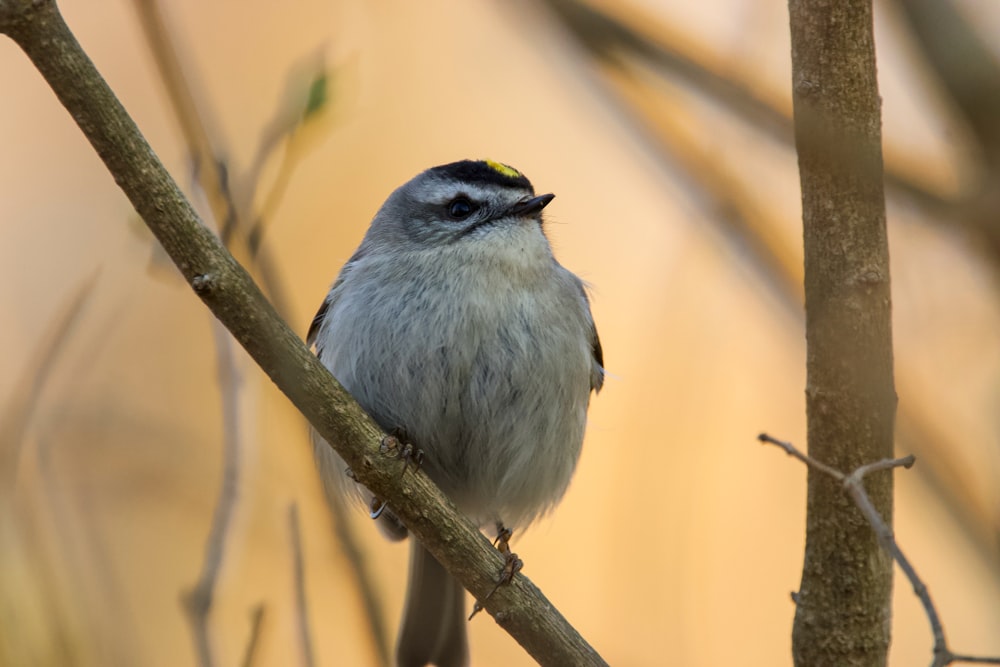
[379, 429, 425, 476]
[469, 522, 523, 619]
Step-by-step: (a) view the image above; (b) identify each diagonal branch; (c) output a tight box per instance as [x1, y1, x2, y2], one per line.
[0, 272, 98, 497]
[180, 322, 243, 667]
[239, 604, 266, 667]
[288, 503, 315, 667]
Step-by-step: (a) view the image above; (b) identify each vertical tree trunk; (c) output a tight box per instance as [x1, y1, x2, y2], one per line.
[788, 1, 898, 666]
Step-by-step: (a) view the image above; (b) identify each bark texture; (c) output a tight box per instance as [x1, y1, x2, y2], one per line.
[788, 1, 898, 665]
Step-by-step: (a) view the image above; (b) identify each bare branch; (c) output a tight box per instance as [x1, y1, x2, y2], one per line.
[758, 433, 1000, 667]
[893, 0, 1000, 170]
[288, 503, 315, 667]
[0, 271, 98, 496]
[756, 433, 850, 481]
[324, 486, 392, 666]
[239, 604, 266, 667]
[181, 322, 244, 667]
[130, 0, 292, 313]
[130, 0, 244, 260]
[944, 657, 1000, 666]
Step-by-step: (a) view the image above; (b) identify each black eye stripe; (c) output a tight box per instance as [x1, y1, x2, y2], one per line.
[446, 196, 477, 221]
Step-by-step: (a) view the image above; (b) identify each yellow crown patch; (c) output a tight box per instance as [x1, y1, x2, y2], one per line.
[483, 159, 522, 180]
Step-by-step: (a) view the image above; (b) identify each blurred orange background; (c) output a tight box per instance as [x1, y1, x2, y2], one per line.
[1, 1, 999, 666]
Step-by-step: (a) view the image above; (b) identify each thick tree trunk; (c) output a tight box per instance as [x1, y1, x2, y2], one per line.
[788, 1, 898, 666]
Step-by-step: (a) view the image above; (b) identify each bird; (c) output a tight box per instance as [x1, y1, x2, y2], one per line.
[308, 159, 604, 667]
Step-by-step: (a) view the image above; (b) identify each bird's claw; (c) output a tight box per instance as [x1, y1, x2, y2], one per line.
[469, 523, 523, 619]
[379, 432, 425, 476]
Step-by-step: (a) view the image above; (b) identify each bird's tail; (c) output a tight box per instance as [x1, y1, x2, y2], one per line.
[396, 542, 469, 667]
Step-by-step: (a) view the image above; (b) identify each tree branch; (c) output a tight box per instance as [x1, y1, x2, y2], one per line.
[0, 1, 606, 665]
[239, 604, 266, 667]
[181, 322, 244, 667]
[0, 272, 98, 497]
[758, 434, 1000, 667]
[288, 503, 315, 667]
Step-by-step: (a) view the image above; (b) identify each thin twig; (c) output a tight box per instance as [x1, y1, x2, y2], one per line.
[132, 12, 249, 663]
[182, 324, 244, 667]
[326, 489, 392, 666]
[131, 0, 291, 313]
[131, 0, 236, 240]
[131, 3, 388, 661]
[757, 433, 1000, 667]
[33, 431, 141, 666]
[239, 604, 266, 667]
[0, 272, 98, 496]
[288, 503, 316, 667]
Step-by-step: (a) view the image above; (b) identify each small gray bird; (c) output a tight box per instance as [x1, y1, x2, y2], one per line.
[308, 159, 604, 667]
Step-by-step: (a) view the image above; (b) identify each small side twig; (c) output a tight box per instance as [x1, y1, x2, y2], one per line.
[182, 324, 244, 667]
[0, 272, 98, 496]
[132, 5, 391, 663]
[758, 433, 1000, 667]
[288, 503, 315, 667]
[326, 492, 392, 666]
[239, 604, 266, 667]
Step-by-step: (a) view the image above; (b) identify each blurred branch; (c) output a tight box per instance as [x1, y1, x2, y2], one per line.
[129, 21, 252, 660]
[606, 49, 999, 565]
[288, 503, 315, 667]
[181, 323, 243, 667]
[0, 3, 607, 665]
[239, 604, 266, 667]
[538, 0, 960, 212]
[541, 0, 790, 139]
[892, 0, 1000, 272]
[131, 0, 291, 314]
[541, 0, 1000, 567]
[595, 54, 804, 304]
[131, 0, 233, 232]
[759, 434, 1000, 667]
[34, 428, 140, 666]
[0, 494, 92, 667]
[0, 272, 98, 497]
[893, 0, 1000, 170]
[544, 0, 1000, 282]
[326, 486, 393, 666]
[240, 59, 332, 256]
[131, 3, 389, 661]
[894, 406, 1000, 566]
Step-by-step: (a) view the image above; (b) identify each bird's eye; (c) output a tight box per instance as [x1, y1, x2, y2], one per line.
[447, 197, 476, 220]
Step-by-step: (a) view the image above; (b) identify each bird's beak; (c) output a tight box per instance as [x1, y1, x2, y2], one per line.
[509, 193, 555, 218]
